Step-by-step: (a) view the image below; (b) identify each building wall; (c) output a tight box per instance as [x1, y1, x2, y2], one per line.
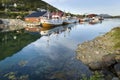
[24, 12, 48, 23]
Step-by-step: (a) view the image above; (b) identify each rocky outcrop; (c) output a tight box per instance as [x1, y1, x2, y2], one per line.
[76, 27, 120, 79]
[114, 63, 120, 78]
[0, 19, 5, 31]
[0, 19, 28, 32]
[0, 19, 3, 24]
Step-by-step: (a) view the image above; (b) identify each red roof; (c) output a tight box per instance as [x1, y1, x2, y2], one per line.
[51, 11, 63, 17]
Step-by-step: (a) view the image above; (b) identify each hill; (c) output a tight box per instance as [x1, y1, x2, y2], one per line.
[0, 0, 62, 18]
[0, 0, 59, 12]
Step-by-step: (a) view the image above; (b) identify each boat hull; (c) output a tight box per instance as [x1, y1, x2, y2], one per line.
[63, 22, 70, 25]
[41, 23, 62, 28]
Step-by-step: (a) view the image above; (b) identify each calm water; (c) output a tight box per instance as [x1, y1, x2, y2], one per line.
[0, 19, 120, 80]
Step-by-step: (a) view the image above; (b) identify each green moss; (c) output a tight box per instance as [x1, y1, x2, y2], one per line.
[111, 27, 120, 49]
[82, 71, 103, 80]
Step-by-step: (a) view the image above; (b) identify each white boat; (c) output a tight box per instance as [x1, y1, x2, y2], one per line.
[40, 11, 63, 28]
[40, 18, 63, 28]
[62, 16, 78, 24]
[79, 17, 92, 22]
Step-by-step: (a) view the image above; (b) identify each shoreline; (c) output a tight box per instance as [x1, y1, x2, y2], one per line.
[76, 27, 120, 79]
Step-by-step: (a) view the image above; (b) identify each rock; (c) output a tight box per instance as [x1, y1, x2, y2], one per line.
[112, 77, 119, 80]
[115, 50, 120, 54]
[102, 54, 116, 67]
[88, 62, 102, 70]
[101, 69, 115, 80]
[0, 20, 3, 24]
[114, 63, 120, 78]
[115, 54, 120, 63]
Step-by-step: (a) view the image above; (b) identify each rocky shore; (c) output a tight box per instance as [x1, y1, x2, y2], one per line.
[0, 19, 39, 32]
[76, 27, 120, 80]
[0, 19, 27, 32]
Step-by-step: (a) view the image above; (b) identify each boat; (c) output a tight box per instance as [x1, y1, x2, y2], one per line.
[40, 11, 63, 28]
[40, 24, 73, 36]
[62, 16, 78, 25]
[40, 17, 63, 28]
[79, 17, 92, 22]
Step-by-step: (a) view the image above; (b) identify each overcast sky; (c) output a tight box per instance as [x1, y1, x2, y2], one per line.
[42, 0, 120, 16]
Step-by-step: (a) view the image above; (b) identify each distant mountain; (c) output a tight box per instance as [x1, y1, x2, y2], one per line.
[0, 0, 60, 12]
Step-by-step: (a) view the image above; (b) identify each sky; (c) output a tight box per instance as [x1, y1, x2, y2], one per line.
[42, 0, 120, 16]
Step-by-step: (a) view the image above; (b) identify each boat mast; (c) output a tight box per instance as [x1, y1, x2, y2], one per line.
[47, 4, 50, 19]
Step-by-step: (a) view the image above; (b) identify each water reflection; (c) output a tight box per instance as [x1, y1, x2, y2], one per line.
[0, 19, 120, 80]
[0, 30, 40, 60]
[79, 19, 102, 25]
[0, 24, 92, 80]
[40, 24, 72, 36]
[40, 24, 74, 47]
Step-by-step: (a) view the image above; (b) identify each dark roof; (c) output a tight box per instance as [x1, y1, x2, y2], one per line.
[25, 11, 47, 18]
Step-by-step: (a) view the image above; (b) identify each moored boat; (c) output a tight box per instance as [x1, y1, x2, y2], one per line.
[62, 16, 78, 25]
[40, 17, 63, 28]
[40, 11, 63, 28]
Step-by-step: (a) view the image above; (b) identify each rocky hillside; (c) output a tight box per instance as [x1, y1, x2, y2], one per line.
[76, 27, 120, 79]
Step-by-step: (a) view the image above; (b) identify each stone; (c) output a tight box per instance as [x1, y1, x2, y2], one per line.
[112, 77, 119, 80]
[114, 63, 120, 78]
[115, 54, 120, 63]
[88, 62, 102, 70]
[102, 54, 116, 67]
[0, 20, 3, 24]
[101, 69, 115, 80]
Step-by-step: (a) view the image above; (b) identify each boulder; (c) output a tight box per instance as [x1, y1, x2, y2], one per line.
[112, 77, 119, 80]
[115, 54, 120, 63]
[88, 62, 102, 70]
[0, 20, 3, 24]
[102, 54, 116, 67]
[101, 69, 115, 80]
[114, 63, 120, 78]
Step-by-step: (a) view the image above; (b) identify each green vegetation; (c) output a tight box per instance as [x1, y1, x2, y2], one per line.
[0, 29, 41, 61]
[111, 27, 120, 49]
[0, 0, 60, 18]
[0, 0, 58, 11]
[0, 11, 28, 19]
[82, 71, 103, 80]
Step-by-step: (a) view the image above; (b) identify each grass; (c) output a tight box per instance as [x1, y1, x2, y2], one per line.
[111, 27, 120, 49]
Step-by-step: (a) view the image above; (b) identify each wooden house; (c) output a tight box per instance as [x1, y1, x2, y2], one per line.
[24, 10, 47, 23]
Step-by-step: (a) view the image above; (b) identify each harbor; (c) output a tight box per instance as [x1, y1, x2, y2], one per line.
[0, 0, 120, 80]
[0, 19, 120, 80]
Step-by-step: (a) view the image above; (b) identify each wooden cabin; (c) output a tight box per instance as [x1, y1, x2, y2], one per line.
[24, 10, 47, 23]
